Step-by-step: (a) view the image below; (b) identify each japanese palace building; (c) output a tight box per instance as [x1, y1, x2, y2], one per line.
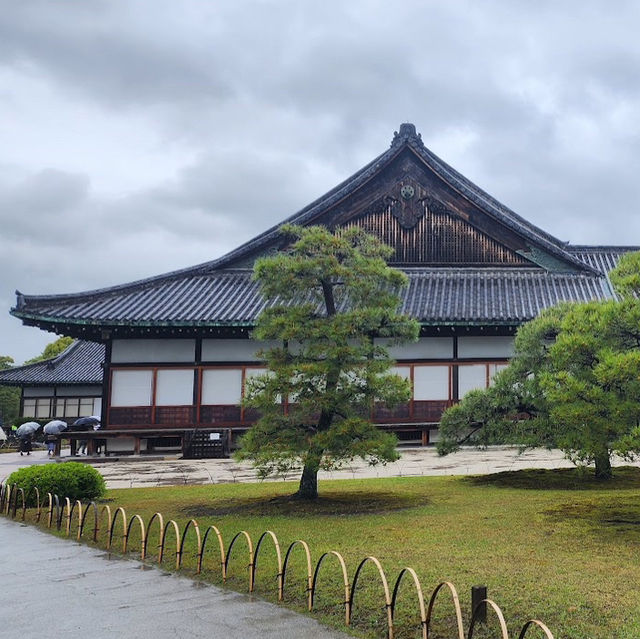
[0, 340, 104, 422]
[7, 123, 638, 447]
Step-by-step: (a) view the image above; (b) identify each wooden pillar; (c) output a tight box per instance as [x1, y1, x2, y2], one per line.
[421, 428, 429, 447]
[134, 437, 141, 455]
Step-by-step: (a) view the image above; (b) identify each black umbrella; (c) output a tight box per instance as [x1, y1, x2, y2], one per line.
[71, 416, 101, 431]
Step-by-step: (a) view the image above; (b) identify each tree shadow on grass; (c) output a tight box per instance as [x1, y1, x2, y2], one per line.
[543, 497, 640, 532]
[465, 466, 640, 491]
[182, 490, 430, 518]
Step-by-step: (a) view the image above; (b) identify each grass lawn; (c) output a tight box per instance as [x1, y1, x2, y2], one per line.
[31, 467, 640, 638]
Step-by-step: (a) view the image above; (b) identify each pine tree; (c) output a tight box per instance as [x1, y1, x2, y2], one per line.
[237, 225, 419, 499]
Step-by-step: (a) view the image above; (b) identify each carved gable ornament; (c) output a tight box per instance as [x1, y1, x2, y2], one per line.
[386, 180, 426, 229]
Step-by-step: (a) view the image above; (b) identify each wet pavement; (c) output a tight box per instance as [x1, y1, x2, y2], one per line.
[0, 445, 616, 489]
[1, 517, 350, 639]
[0, 445, 584, 489]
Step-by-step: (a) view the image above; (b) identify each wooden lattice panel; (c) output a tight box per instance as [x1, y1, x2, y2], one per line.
[373, 403, 411, 420]
[109, 407, 152, 425]
[200, 405, 242, 423]
[343, 203, 530, 265]
[156, 406, 194, 425]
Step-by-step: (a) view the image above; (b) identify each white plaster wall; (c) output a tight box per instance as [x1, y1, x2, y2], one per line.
[155, 369, 194, 406]
[56, 385, 102, 396]
[23, 387, 54, 397]
[111, 339, 195, 363]
[201, 339, 277, 362]
[201, 369, 243, 404]
[375, 337, 454, 360]
[111, 370, 153, 406]
[413, 365, 450, 400]
[457, 336, 514, 358]
[458, 364, 487, 397]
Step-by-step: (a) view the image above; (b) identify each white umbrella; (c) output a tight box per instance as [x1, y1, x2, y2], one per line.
[16, 422, 41, 437]
[44, 420, 68, 435]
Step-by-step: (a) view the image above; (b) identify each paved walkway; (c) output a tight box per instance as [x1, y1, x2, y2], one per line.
[1, 446, 583, 489]
[1, 518, 350, 639]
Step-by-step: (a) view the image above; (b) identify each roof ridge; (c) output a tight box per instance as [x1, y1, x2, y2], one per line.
[569, 245, 640, 251]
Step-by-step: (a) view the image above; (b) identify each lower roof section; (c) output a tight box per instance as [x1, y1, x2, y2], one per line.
[0, 340, 104, 386]
[12, 269, 611, 339]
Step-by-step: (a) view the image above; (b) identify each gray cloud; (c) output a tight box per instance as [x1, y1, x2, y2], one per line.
[1, 0, 640, 362]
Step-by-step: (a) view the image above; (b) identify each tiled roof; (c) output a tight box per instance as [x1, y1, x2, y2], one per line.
[12, 125, 598, 320]
[570, 246, 640, 294]
[9, 126, 639, 336]
[11, 265, 620, 328]
[401, 268, 612, 323]
[0, 341, 104, 386]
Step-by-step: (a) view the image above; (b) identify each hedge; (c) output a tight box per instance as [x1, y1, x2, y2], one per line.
[6, 462, 106, 506]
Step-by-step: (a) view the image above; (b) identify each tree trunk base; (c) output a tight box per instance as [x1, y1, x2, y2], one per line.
[594, 452, 613, 480]
[296, 461, 319, 500]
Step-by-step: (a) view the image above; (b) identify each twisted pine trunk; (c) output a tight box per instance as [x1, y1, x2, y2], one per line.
[594, 450, 612, 480]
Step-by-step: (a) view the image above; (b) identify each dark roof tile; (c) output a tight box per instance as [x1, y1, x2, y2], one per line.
[0, 341, 104, 386]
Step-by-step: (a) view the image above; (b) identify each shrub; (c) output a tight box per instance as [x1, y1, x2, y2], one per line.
[6, 462, 106, 506]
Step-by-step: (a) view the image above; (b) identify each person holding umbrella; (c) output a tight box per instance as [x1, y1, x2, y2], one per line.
[16, 421, 41, 456]
[19, 433, 32, 456]
[44, 420, 67, 456]
[71, 416, 100, 455]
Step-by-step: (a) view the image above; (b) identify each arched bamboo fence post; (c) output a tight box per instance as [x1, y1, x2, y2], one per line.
[79, 501, 99, 541]
[159, 520, 181, 569]
[30, 487, 42, 523]
[2, 482, 12, 513]
[12, 487, 26, 520]
[56, 496, 69, 531]
[390, 567, 427, 639]
[17, 486, 37, 521]
[47, 493, 60, 529]
[7, 484, 16, 518]
[67, 500, 84, 537]
[144, 513, 165, 563]
[425, 581, 465, 639]
[2, 483, 13, 515]
[282, 540, 313, 610]
[178, 519, 202, 570]
[125, 514, 147, 558]
[8, 484, 18, 516]
[224, 531, 254, 592]
[518, 619, 555, 639]
[467, 599, 509, 639]
[62, 497, 72, 534]
[108, 507, 128, 552]
[199, 524, 226, 577]
[252, 531, 283, 601]
[348, 556, 393, 638]
[110, 507, 128, 551]
[45, 492, 53, 527]
[99, 505, 113, 547]
[311, 550, 350, 625]
[0, 483, 7, 513]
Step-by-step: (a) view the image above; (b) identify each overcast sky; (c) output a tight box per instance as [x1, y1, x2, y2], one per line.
[1, 0, 639, 363]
